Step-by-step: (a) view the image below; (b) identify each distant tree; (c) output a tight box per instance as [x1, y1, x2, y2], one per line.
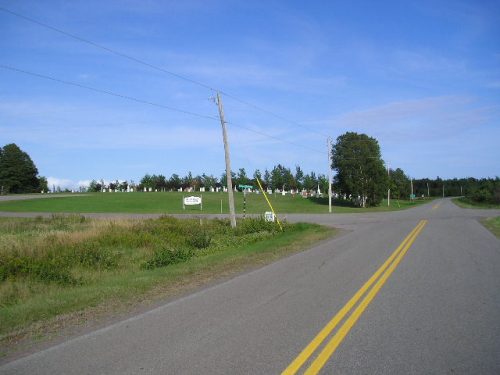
[0, 143, 42, 193]
[283, 167, 297, 191]
[152, 174, 167, 191]
[252, 169, 262, 188]
[220, 170, 236, 188]
[201, 174, 217, 189]
[168, 174, 181, 190]
[38, 176, 48, 193]
[140, 174, 154, 190]
[303, 172, 317, 191]
[263, 169, 271, 189]
[237, 168, 250, 186]
[88, 180, 101, 192]
[331, 132, 387, 207]
[390, 168, 411, 199]
[318, 174, 329, 194]
[119, 180, 128, 191]
[295, 165, 304, 190]
[270, 164, 286, 190]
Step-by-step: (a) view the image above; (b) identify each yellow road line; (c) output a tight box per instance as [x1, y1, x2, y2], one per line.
[304, 220, 427, 374]
[281, 220, 427, 375]
[432, 203, 440, 210]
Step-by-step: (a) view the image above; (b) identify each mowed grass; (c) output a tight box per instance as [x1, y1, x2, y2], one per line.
[453, 197, 500, 209]
[481, 217, 500, 238]
[0, 215, 334, 343]
[0, 192, 431, 214]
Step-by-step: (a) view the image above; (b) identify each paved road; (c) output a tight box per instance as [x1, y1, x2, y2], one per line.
[1, 198, 499, 374]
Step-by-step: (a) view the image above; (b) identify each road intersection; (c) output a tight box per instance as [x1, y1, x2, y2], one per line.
[1, 198, 499, 374]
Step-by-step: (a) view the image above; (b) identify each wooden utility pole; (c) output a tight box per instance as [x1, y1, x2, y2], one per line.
[216, 92, 236, 228]
[327, 137, 332, 213]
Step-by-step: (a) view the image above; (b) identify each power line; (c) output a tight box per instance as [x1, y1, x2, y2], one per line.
[221, 93, 329, 138]
[226, 120, 323, 155]
[0, 6, 217, 93]
[0, 64, 218, 121]
[0, 5, 329, 139]
[0, 64, 322, 155]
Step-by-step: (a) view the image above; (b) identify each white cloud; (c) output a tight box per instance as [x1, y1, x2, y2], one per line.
[46, 177, 77, 190]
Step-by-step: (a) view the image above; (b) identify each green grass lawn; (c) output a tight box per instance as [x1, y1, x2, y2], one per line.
[453, 197, 500, 209]
[0, 192, 431, 214]
[481, 217, 500, 238]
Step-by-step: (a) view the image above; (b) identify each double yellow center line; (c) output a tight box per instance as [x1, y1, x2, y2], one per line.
[282, 220, 428, 375]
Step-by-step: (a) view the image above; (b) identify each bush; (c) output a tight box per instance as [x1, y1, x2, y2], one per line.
[71, 242, 118, 270]
[235, 217, 280, 236]
[141, 247, 194, 270]
[186, 230, 212, 249]
[0, 255, 78, 285]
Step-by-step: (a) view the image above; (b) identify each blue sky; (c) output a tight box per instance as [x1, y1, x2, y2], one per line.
[1, 0, 499, 189]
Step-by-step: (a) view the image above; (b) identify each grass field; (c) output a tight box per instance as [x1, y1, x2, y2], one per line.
[453, 197, 500, 209]
[0, 215, 334, 346]
[481, 217, 500, 238]
[0, 192, 431, 214]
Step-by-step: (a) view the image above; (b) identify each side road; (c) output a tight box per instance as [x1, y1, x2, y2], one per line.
[1, 198, 499, 374]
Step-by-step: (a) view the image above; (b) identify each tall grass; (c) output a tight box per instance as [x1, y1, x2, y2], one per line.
[0, 215, 307, 336]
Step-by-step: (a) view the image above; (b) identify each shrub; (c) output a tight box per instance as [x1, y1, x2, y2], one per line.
[236, 217, 281, 236]
[0, 255, 78, 285]
[186, 230, 212, 249]
[71, 242, 118, 270]
[141, 247, 194, 270]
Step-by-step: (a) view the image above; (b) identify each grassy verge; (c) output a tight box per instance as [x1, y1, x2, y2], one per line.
[453, 197, 500, 209]
[0, 215, 335, 350]
[481, 217, 500, 238]
[0, 192, 432, 214]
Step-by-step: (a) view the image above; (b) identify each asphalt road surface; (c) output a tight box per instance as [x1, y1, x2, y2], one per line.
[1, 198, 499, 374]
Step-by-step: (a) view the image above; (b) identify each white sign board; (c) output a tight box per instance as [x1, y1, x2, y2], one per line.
[183, 196, 203, 211]
[184, 196, 202, 205]
[264, 211, 275, 222]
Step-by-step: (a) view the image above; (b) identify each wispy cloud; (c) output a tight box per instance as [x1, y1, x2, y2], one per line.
[315, 95, 495, 144]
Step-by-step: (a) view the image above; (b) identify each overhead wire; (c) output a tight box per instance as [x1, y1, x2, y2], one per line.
[0, 64, 324, 155]
[0, 64, 219, 121]
[0, 5, 329, 139]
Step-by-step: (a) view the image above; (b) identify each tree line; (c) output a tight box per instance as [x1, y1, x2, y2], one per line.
[87, 166, 331, 194]
[3, 139, 498, 207]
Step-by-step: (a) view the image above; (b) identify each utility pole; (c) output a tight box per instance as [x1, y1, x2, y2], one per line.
[387, 165, 390, 207]
[427, 182, 430, 198]
[215, 92, 236, 228]
[410, 178, 414, 200]
[442, 184, 445, 198]
[327, 137, 332, 213]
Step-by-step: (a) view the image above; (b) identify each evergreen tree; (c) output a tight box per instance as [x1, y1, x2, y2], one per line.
[0, 143, 41, 193]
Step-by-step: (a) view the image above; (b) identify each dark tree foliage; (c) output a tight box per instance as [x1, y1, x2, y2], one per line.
[412, 177, 499, 203]
[0, 143, 44, 194]
[389, 168, 411, 199]
[331, 132, 387, 207]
